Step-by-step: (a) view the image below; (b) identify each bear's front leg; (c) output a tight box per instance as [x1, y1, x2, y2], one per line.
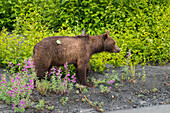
[76, 64, 94, 87]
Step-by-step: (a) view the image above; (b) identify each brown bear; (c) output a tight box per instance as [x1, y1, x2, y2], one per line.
[33, 30, 121, 87]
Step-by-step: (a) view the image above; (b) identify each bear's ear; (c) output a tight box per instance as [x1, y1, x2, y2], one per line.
[103, 30, 110, 40]
[106, 30, 110, 35]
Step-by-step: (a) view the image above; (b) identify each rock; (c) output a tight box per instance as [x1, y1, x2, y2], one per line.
[3, 110, 15, 113]
[140, 101, 147, 105]
[0, 104, 8, 109]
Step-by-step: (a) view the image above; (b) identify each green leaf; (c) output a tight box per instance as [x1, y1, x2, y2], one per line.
[56, 40, 61, 44]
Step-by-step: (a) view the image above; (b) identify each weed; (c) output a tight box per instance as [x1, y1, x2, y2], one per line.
[35, 99, 54, 110]
[36, 63, 76, 96]
[121, 49, 136, 83]
[36, 78, 50, 96]
[91, 77, 106, 86]
[36, 99, 45, 110]
[121, 66, 129, 81]
[128, 96, 134, 103]
[60, 97, 69, 105]
[100, 85, 111, 93]
[127, 49, 136, 79]
[138, 72, 141, 79]
[107, 70, 120, 82]
[83, 95, 104, 112]
[82, 98, 86, 103]
[0, 58, 35, 113]
[75, 84, 88, 94]
[153, 96, 156, 100]
[0, 58, 75, 112]
[142, 67, 146, 84]
[152, 75, 158, 93]
[152, 88, 158, 93]
[142, 89, 149, 94]
[99, 102, 104, 108]
[45, 105, 54, 110]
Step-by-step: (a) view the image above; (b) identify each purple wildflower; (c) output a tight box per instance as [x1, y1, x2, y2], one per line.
[109, 80, 114, 85]
[29, 79, 33, 84]
[68, 78, 70, 82]
[11, 78, 14, 83]
[81, 28, 85, 35]
[71, 75, 74, 78]
[20, 101, 24, 105]
[66, 74, 70, 77]
[17, 63, 21, 66]
[58, 68, 62, 73]
[16, 76, 20, 80]
[23, 59, 27, 63]
[126, 49, 131, 58]
[64, 63, 68, 70]
[12, 104, 15, 109]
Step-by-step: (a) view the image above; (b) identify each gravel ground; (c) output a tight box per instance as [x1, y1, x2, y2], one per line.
[0, 63, 170, 113]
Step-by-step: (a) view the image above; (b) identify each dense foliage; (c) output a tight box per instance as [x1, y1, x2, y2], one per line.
[0, 0, 170, 71]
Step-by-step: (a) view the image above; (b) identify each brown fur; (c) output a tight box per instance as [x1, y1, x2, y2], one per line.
[33, 31, 120, 87]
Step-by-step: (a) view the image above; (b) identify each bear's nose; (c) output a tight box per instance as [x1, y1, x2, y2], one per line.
[117, 48, 121, 53]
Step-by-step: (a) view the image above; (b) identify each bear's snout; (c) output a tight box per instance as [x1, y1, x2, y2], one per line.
[116, 48, 121, 53]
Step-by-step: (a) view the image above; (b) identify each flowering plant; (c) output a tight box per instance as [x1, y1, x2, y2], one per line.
[0, 58, 35, 112]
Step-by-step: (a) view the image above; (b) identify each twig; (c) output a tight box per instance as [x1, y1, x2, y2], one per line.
[76, 97, 82, 102]
[84, 95, 103, 113]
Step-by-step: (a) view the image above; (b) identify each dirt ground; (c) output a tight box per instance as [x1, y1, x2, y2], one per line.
[0, 63, 170, 113]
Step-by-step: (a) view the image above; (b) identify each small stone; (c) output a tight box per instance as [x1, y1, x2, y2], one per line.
[140, 101, 146, 105]
[76, 90, 79, 94]
[0, 104, 8, 109]
[3, 110, 15, 113]
[133, 104, 137, 108]
[116, 107, 120, 110]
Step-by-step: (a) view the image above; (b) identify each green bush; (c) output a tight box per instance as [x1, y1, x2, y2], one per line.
[0, 0, 169, 72]
[1, 0, 169, 32]
[0, 0, 15, 31]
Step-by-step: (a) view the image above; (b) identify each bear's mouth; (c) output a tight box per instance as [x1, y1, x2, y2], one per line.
[108, 50, 114, 53]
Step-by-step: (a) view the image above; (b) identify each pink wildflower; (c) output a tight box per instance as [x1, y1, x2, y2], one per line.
[17, 63, 21, 66]
[109, 80, 114, 85]
[126, 49, 131, 58]
[81, 28, 85, 35]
